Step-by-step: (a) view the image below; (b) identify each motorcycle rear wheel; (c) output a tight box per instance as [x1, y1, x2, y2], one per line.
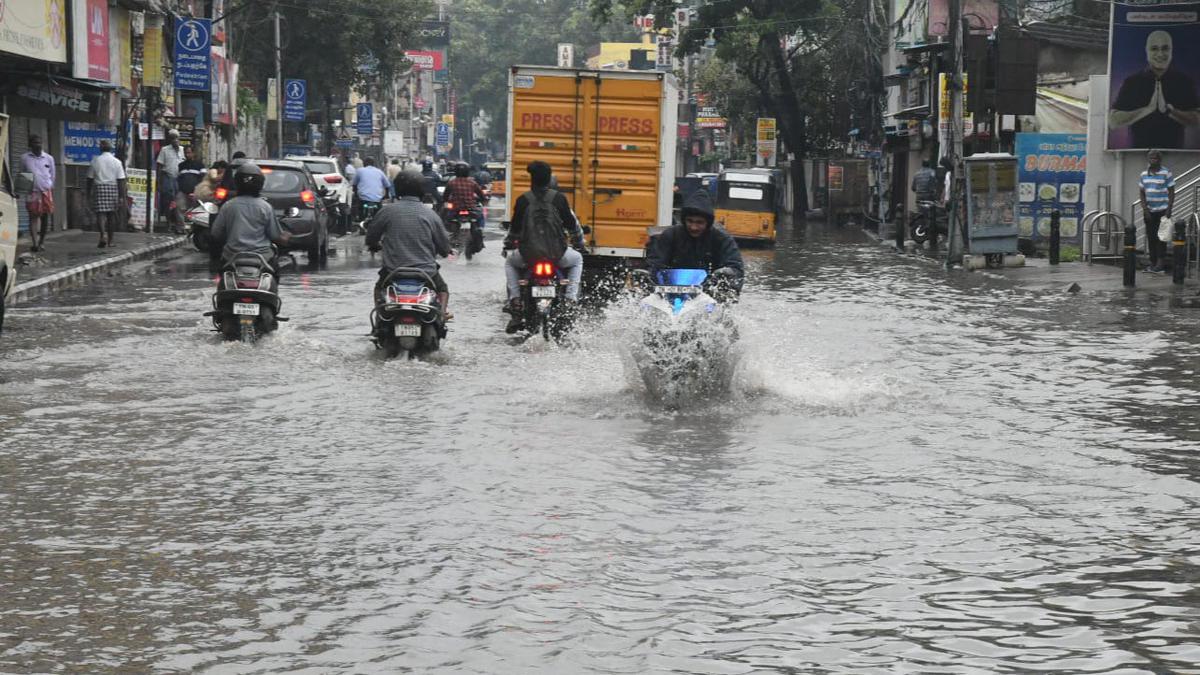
[239, 319, 257, 344]
[383, 336, 403, 359]
[192, 230, 210, 252]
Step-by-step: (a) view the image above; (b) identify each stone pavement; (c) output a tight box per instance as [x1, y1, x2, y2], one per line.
[10, 229, 188, 304]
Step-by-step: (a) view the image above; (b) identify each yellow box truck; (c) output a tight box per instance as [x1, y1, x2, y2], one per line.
[506, 66, 679, 261]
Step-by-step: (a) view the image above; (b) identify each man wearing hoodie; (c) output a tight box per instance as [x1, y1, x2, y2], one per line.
[646, 189, 744, 293]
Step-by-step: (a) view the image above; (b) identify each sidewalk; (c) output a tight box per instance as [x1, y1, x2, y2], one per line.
[10, 229, 189, 304]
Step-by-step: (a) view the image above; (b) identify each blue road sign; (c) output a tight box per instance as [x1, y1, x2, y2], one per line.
[356, 103, 374, 135]
[435, 122, 451, 147]
[335, 139, 354, 150]
[284, 79, 307, 122]
[174, 18, 212, 91]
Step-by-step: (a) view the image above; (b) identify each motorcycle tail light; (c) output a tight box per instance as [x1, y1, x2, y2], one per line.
[445, 202, 454, 211]
[215, 187, 228, 201]
[534, 262, 555, 277]
[300, 190, 316, 206]
[400, 316, 417, 324]
[241, 297, 254, 303]
[458, 211, 470, 216]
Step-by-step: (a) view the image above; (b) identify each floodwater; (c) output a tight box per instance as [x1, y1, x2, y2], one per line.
[2, 220, 1200, 673]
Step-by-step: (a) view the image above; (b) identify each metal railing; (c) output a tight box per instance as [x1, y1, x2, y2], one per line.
[1083, 184, 1121, 263]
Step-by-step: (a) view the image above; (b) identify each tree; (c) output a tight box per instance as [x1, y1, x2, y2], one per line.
[592, 0, 886, 212]
[448, 0, 637, 152]
[229, 0, 432, 122]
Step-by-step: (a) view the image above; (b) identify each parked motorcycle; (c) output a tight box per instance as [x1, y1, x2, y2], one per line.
[630, 268, 740, 405]
[370, 267, 447, 359]
[204, 252, 286, 344]
[184, 200, 218, 252]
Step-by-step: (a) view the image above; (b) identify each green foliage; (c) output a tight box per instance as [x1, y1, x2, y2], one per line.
[229, 0, 433, 108]
[450, 0, 636, 144]
[237, 85, 264, 120]
[1059, 245, 1081, 262]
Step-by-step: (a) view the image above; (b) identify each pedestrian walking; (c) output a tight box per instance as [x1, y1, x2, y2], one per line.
[156, 130, 184, 230]
[20, 134, 56, 252]
[1139, 149, 1175, 273]
[87, 140, 127, 248]
[386, 158, 402, 182]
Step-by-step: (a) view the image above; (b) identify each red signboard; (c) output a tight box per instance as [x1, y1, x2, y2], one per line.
[404, 50, 444, 72]
[677, 122, 690, 141]
[86, 0, 110, 80]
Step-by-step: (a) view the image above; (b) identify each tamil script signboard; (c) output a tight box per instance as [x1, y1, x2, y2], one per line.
[173, 17, 211, 91]
[1015, 133, 1086, 244]
[284, 79, 307, 122]
[1107, 2, 1200, 150]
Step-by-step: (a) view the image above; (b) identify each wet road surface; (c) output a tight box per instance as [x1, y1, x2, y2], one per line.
[2, 220, 1200, 673]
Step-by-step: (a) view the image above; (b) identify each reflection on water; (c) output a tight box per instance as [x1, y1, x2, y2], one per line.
[2, 228, 1200, 672]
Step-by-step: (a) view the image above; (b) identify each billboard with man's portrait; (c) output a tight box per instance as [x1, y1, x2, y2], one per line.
[1108, 1, 1200, 150]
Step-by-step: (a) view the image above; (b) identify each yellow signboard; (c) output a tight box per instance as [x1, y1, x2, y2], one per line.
[0, 0, 68, 63]
[143, 16, 163, 87]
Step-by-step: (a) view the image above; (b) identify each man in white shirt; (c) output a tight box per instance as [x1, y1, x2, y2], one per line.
[156, 130, 184, 229]
[87, 140, 127, 248]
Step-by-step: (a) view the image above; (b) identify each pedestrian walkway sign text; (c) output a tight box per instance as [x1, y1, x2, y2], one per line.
[174, 18, 212, 91]
[284, 79, 307, 122]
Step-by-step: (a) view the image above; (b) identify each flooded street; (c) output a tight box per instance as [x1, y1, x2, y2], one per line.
[3, 221, 1200, 673]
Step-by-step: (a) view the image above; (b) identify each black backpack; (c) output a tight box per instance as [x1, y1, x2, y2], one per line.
[519, 189, 566, 262]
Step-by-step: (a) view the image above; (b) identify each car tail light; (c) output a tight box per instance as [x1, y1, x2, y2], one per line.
[458, 210, 470, 216]
[300, 190, 315, 206]
[534, 262, 555, 277]
[215, 186, 228, 201]
[445, 202, 454, 211]
[324, 175, 343, 184]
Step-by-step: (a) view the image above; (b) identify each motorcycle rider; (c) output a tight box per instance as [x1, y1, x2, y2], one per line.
[420, 159, 442, 205]
[352, 157, 393, 221]
[366, 170, 454, 319]
[646, 189, 744, 296]
[443, 162, 489, 243]
[210, 162, 291, 273]
[503, 160, 585, 333]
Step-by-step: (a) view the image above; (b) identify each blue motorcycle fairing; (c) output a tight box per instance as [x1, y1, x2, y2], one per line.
[656, 268, 708, 286]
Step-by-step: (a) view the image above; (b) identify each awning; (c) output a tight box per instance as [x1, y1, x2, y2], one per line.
[887, 105, 931, 120]
[1, 74, 112, 122]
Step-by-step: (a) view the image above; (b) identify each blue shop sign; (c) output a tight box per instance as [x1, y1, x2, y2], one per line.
[64, 122, 118, 166]
[1015, 133, 1087, 244]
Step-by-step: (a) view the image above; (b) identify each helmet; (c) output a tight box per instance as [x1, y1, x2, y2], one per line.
[421, 159, 434, 173]
[393, 169, 427, 199]
[454, 163, 470, 178]
[235, 162, 265, 197]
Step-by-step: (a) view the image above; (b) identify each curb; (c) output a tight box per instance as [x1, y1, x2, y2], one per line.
[10, 235, 190, 305]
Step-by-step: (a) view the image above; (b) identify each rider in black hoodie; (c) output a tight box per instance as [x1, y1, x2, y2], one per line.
[646, 189, 744, 290]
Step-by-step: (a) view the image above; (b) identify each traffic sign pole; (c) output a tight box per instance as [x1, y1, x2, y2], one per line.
[274, 11, 282, 157]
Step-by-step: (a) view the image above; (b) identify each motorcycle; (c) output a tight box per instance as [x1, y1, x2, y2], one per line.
[356, 200, 382, 235]
[370, 267, 447, 359]
[511, 257, 573, 341]
[184, 200, 218, 252]
[630, 268, 740, 405]
[444, 201, 484, 260]
[204, 252, 287, 344]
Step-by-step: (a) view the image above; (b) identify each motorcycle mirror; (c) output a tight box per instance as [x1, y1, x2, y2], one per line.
[202, 202, 219, 215]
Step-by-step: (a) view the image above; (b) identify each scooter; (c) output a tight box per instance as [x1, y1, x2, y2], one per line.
[184, 200, 218, 252]
[204, 252, 287, 344]
[370, 267, 447, 359]
[630, 268, 740, 404]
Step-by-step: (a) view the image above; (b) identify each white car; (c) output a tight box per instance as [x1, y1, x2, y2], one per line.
[1, 114, 18, 335]
[287, 155, 353, 231]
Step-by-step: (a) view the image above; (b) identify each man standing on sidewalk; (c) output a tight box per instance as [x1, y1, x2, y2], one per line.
[156, 130, 184, 230]
[1139, 149, 1175, 273]
[20, 135, 56, 252]
[87, 141, 127, 248]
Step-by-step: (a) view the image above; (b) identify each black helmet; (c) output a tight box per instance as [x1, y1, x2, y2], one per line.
[454, 163, 470, 178]
[421, 159, 434, 173]
[235, 162, 265, 196]
[393, 169, 427, 199]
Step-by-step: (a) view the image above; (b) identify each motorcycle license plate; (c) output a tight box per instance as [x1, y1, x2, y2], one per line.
[233, 302, 260, 316]
[657, 285, 698, 295]
[531, 285, 557, 298]
[393, 323, 422, 337]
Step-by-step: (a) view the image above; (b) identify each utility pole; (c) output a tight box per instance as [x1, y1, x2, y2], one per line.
[945, 0, 965, 267]
[274, 11, 283, 158]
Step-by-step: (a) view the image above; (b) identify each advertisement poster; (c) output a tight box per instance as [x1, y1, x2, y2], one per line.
[112, 7, 132, 90]
[126, 169, 156, 230]
[70, 0, 110, 81]
[404, 50, 444, 72]
[63, 122, 118, 165]
[143, 16, 163, 87]
[756, 118, 777, 168]
[1108, 2, 1200, 150]
[1016, 133, 1087, 244]
[0, 0, 67, 62]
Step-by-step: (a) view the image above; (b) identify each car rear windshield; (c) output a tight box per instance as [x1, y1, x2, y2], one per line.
[262, 168, 307, 193]
[302, 160, 336, 175]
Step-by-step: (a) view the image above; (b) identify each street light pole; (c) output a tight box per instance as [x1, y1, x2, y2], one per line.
[945, 0, 965, 267]
[274, 11, 283, 158]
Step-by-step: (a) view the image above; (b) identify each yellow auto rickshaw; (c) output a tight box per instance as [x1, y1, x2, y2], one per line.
[714, 169, 778, 244]
[485, 162, 507, 199]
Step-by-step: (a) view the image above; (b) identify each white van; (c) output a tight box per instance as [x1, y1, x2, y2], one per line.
[0, 113, 18, 334]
